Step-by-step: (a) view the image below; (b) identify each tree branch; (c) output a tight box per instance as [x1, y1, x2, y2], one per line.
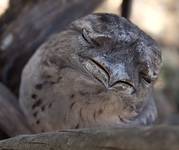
[0, 126, 179, 150]
[0, 0, 103, 95]
[0, 83, 33, 137]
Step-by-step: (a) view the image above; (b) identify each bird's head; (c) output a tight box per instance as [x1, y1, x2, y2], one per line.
[41, 13, 162, 126]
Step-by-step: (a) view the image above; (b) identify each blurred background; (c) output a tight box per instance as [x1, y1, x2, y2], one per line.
[0, 0, 179, 119]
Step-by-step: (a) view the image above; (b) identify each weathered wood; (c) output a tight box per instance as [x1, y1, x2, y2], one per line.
[0, 83, 33, 137]
[0, 0, 103, 95]
[0, 126, 179, 150]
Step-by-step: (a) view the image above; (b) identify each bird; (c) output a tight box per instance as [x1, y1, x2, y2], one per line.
[19, 13, 162, 133]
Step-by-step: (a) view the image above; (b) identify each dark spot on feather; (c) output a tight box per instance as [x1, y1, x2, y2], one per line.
[35, 83, 43, 90]
[33, 111, 38, 117]
[70, 102, 76, 109]
[75, 123, 79, 129]
[98, 109, 103, 115]
[70, 94, 75, 98]
[79, 91, 88, 96]
[46, 75, 52, 79]
[41, 105, 46, 111]
[93, 112, 96, 120]
[80, 108, 83, 120]
[31, 94, 37, 99]
[36, 120, 40, 124]
[118, 116, 125, 122]
[48, 103, 52, 108]
[32, 99, 42, 109]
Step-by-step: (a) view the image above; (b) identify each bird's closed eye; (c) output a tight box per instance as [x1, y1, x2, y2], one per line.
[89, 58, 110, 78]
[82, 29, 110, 47]
[82, 29, 90, 43]
[140, 72, 153, 86]
[139, 63, 158, 86]
[83, 58, 109, 87]
[82, 29, 97, 46]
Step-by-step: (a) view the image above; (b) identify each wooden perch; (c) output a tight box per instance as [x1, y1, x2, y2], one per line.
[0, 83, 33, 137]
[0, 126, 179, 150]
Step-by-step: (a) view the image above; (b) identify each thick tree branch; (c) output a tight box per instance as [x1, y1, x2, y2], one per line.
[0, 126, 179, 150]
[0, 83, 33, 137]
[0, 0, 103, 95]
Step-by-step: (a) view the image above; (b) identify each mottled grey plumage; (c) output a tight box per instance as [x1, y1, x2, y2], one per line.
[19, 13, 161, 132]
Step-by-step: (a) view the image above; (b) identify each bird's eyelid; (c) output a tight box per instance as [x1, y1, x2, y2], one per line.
[92, 34, 113, 45]
[82, 28, 112, 46]
[82, 28, 93, 44]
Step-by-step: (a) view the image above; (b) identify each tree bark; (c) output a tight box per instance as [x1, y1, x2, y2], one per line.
[0, 0, 103, 95]
[0, 83, 33, 137]
[0, 126, 178, 150]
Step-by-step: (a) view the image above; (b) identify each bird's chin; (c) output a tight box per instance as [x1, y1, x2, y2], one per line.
[58, 68, 157, 128]
[116, 97, 158, 127]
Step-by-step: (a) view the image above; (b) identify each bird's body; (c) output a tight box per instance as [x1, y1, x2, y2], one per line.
[19, 13, 161, 133]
